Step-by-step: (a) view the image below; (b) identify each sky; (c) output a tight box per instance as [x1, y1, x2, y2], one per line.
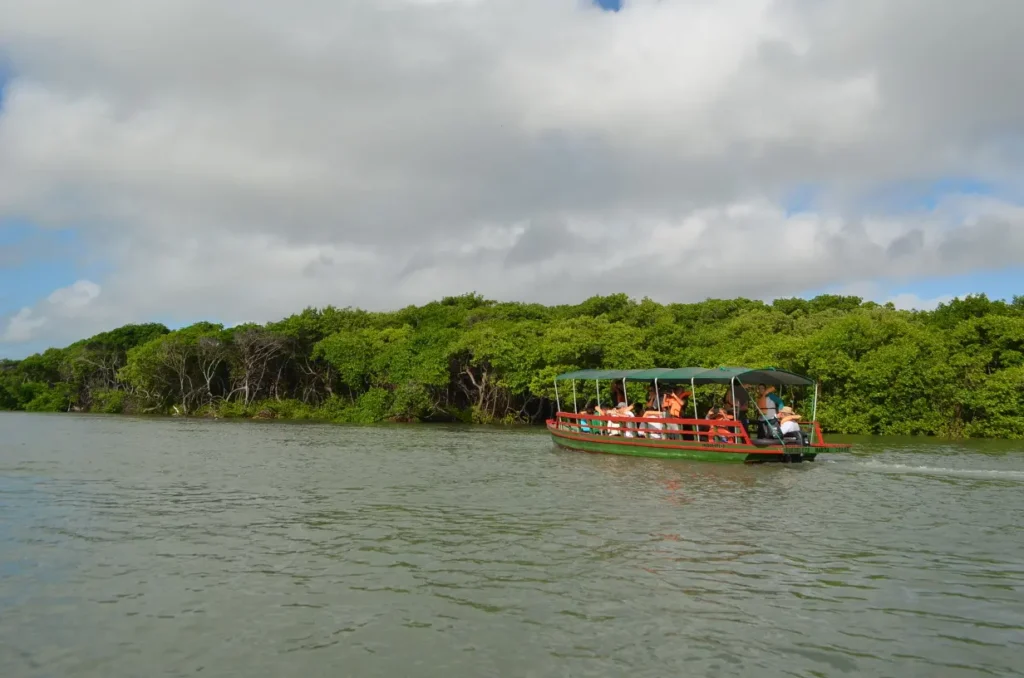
[1, 0, 1023, 358]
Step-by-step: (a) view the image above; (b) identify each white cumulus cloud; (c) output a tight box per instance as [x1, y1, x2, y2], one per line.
[1, 0, 1023, 355]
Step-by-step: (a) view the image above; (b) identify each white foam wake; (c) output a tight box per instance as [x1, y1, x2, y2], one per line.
[857, 460, 1024, 479]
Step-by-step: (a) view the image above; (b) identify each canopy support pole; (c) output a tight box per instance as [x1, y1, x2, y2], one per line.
[730, 377, 738, 421]
[622, 378, 628, 407]
[596, 380, 600, 408]
[553, 379, 561, 415]
[691, 378, 698, 417]
[572, 380, 578, 414]
[654, 379, 660, 412]
[811, 382, 819, 444]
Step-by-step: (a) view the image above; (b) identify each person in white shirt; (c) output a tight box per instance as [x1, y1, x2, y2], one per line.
[778, 406, 802, 436]
[615, 402, 636, 438]
[640, 408, 664, 439]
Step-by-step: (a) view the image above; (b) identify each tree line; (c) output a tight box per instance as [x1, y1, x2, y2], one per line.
[1, 293, 1023, 438]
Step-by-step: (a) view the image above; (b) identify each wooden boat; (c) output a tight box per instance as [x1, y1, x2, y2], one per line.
[546, 367, 852, 464]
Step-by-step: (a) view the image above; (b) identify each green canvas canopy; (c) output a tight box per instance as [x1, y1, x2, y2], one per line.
[554, 366, 814, 387]
[690, 366, 814, 387]
[554, 367, 708, 382]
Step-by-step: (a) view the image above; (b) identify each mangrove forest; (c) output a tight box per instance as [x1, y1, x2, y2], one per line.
[1, 293, 1023, 438]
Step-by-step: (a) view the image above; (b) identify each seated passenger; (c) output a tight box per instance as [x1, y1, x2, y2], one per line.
[707, 407, 736, 443]
[593, 405, 609, 435]
[778, 407, 808, 445]
[640, 408, 664, 439]
[580, 404, 596, 433]
[603, 404, 623, 436]
[615, 402, 635, 438]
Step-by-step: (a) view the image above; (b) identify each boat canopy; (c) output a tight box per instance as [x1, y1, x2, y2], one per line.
[554, 366, 814, 387]
[554, 367, 706, 382]
[690, 366, 814, 386]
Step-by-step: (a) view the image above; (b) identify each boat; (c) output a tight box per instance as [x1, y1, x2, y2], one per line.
[546, 367, 852, 464]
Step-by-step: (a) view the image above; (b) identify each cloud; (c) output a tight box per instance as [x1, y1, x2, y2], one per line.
[1, 279, 100, 343]
[2, 308, 47, 343]
[0, 0, 1023, 354]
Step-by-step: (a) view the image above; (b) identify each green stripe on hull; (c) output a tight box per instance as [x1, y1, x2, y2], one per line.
[549, 430, 818, 464]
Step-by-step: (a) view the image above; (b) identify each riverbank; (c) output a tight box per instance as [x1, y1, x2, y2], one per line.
[18, 395, 523, 427]
[3, 293, 1023, 438]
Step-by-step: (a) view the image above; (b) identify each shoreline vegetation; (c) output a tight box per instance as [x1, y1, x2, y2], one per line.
[2, 293, 1023, 439]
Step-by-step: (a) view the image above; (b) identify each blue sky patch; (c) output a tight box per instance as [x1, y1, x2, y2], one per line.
[0, 221, 89, 316]
[858, 177, 1004, 213]
[594, 0, 622, 11]
[802, 265, 1023, 307]
[890, 266, 1022, 303]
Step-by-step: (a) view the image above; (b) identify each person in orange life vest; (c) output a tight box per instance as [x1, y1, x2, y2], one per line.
[662, 386, 690, 439]
[707, 406, 736, 443]
[756, 385, 785, 438]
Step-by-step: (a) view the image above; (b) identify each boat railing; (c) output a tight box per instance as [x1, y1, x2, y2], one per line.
[552, 412, 844, 448]
[553, 411, 753, 446]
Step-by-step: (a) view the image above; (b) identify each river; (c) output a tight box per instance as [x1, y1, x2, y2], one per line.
[2, 412, 1023, 677]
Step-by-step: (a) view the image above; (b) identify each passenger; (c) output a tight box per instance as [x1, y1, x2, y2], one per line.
[778, 406, 807, 445]
[757, 385, 785, 438]
[700, 403, 718, 442]
[603, 403, 622, 436]
[611, 382, 626, 409]
[645, 383, 660, 411]
[616, 401, 636, 438]
[580, 403, 596, 434]
[603, 402, 621, 436]
[707, 407, 736, 443]
[661, 387, 685, 439]
[595, 405, 612, 435]
[640, 408, 664, 439]
[676, 387, 693, 440]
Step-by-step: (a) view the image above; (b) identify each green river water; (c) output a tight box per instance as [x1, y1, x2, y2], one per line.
[2, 412, 1023, 677]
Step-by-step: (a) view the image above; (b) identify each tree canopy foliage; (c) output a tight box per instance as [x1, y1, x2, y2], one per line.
[2, 293, 1023, 438]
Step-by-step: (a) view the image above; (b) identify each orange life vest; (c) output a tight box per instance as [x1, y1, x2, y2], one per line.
[708, 411, 735, 440]
[662, 393, 682, 417]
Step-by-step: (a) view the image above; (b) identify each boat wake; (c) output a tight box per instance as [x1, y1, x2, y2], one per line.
[855, 460, 1024, 480]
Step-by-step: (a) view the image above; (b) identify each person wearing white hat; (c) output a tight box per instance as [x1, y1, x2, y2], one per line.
[778, 406, 810, 446]
[778, 406, 800, 433]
